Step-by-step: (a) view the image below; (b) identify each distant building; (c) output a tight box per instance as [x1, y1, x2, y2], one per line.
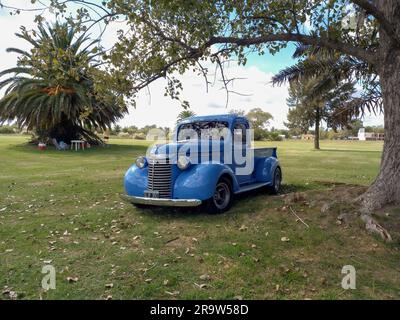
[358, 128, 384, 141]
[301, 134, 315, 140]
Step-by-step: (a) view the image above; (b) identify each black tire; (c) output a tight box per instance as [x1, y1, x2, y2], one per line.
[268, 167, 282, 194]
[203, 177, 233, 214]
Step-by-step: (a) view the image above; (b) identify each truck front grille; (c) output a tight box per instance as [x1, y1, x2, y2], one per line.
[147, 158, 172, 198]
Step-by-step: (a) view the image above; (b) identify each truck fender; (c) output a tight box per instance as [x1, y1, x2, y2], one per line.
[124, 164, 148, 197]
[255, 158, 280, 184]
[173, 162, 239, 200]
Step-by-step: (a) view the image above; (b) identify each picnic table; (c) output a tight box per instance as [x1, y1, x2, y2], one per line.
[70, 140, 85, 151]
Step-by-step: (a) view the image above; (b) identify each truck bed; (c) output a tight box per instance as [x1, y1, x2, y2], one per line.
[253, 147, 277, 158]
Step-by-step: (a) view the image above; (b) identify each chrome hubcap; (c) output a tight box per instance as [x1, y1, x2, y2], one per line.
[213, 182, 230, 209]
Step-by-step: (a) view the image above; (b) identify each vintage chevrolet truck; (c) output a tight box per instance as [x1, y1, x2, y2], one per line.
[122, 114, 282, 213]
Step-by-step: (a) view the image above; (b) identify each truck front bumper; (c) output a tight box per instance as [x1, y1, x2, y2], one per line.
[121, 194, 202, 207]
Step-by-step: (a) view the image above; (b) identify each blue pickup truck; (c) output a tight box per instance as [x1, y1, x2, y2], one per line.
[122, 114, 282, 213]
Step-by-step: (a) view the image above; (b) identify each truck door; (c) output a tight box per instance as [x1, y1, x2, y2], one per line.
[232, 120, 253, 185]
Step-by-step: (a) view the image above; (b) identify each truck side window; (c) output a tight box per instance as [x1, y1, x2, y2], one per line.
[233, 122, 247, 145]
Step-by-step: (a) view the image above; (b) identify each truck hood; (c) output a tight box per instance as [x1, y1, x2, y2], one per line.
[150, 139, 230, 161]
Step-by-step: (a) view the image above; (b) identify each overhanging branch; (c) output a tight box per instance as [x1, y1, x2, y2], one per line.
[351, 0, 399, 45]
[207, 33, 378, 65]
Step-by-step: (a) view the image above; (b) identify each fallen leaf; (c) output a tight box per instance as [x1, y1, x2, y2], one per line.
[199, 274, 211, 281]
[239, 225, 247, 231]
[66, 276, 79, 283]
[8, 291, 18, 300]
[2, 288, 11, 295]
[165, 290, 179, 296]
[281, 237, 290, 242]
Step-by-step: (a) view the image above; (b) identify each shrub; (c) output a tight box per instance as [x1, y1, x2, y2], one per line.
[133, 133, 146, 140]
[0, 125, 17, 134]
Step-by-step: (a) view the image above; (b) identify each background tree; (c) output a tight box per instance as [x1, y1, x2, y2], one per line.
[273, 46, 360, 149]
[0, 22, 127, 143]
[285, 95, 315, 137]
[229, 109, 246, 116]
[177, 109, 196, 123]
[246, 107, 273, 141]
[11, 0, 400, 212]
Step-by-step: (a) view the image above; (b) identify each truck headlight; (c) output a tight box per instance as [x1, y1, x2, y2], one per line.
[135, 156, 147, 169]
[177, 155, 190, 170]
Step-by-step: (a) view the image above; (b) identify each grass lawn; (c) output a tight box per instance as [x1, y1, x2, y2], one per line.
[0, 135, 399, 299]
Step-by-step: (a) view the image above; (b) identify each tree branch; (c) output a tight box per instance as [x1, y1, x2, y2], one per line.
[351, 0, 399, 44]
[207, 33, 378, 65]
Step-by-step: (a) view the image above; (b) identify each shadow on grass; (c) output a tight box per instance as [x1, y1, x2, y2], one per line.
[316, 148, 382, 154]
[127, 182, 328, 221]
[6, 142, 148, 157]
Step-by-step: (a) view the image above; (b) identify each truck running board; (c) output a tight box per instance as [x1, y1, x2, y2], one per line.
[235, 182, 270, 194]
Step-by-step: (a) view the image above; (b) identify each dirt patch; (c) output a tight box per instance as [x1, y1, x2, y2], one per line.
[27, 181, 55, 187]
[164, 235, 195, 249]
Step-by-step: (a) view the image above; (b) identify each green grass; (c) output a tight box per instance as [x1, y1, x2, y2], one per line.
[1, 135, 399, 300]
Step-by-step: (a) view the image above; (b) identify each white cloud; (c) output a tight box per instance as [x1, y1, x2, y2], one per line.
[121, 64, 290, 129]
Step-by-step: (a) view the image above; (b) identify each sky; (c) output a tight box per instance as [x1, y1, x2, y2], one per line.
[0, 1, 383, 130]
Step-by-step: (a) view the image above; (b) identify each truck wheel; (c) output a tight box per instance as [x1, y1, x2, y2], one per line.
[268, 167, 282, 194]
[204, 177, 233, 214]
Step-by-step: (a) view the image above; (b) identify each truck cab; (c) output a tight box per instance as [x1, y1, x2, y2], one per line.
[122, 114, 282, 213]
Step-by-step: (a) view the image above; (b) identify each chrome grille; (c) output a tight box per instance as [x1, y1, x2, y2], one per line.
[147, 158, 172, 198]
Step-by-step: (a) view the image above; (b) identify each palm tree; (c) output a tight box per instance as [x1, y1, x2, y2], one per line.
[177, 109, 196, 123]
[272, 44, 382, 122]
[0, 22, 127, 143]
[272, 44, 380, 149]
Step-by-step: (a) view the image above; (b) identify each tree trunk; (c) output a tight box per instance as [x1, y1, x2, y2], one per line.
[359, 1, 400, 212]
[360, 58, 400, 212]
[314, 107, 320, 150]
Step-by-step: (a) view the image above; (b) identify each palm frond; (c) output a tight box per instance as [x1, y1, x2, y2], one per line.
[0, 67, 32, 78]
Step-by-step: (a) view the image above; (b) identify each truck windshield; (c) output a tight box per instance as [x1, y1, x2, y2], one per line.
[177, 121, 229, 141]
